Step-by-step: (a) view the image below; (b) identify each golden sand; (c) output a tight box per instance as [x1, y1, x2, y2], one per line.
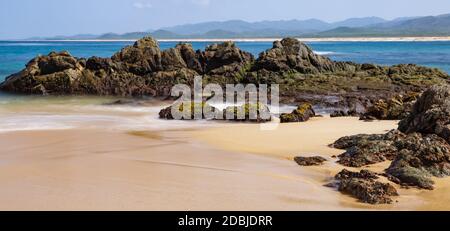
[0, 117, 448, 210]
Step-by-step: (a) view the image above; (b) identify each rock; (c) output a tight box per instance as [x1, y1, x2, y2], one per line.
[385, 133, 450, 190]
[335, 169, 380, 181]
[360, 94, 418, 121]
[253, 38, 336, 73]
[280, 103, 315, 123]
[330, 110, 359, 118]
[399, 85, 450, 144]
[224, 103, 271, 123]
[175, 43, 203, 73]
[112, 36, 163, 75]
[202, 41, 254, 78]
[0, 51, 85, 94]
[159, 102, 221, 120]
[294, 156, 327, 166]
[332, 169, 398, 204]
[332, 130, 405, 167]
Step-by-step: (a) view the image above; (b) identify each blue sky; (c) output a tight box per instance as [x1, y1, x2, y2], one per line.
[0, 0, 449, 39]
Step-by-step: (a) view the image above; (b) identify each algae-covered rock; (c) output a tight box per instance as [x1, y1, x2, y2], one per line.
[332, 130, 406, 167]
[332, 169, 398, 204]
[159, 102, 221, 120]
[224, 103, 271, 123]
[360, 93, 418, 121]
[385, 133, 450, 190]
[280, 103, 315, 123]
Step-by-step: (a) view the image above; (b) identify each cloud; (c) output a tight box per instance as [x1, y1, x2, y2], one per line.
[133, 2, 153, 9]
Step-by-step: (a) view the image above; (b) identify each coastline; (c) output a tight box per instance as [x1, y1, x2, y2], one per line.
[4, 36, 450, 43]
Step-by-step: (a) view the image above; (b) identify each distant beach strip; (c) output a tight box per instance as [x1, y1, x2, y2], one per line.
[6, 36, 450, 43]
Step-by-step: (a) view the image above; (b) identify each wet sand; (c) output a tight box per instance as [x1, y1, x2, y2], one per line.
[1, 116, 448, 210]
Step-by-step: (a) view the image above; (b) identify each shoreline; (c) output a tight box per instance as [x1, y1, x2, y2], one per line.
[1, 116, 448, 210]
[3, 36, 450, 43]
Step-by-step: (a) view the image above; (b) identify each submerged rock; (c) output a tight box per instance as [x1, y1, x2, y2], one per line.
[159, 102, 221, 120]
[332, 169, 398, 204]
[294, 156, 327, 166]
[223, 103, 272, 123]
[280, 103, 315, 123]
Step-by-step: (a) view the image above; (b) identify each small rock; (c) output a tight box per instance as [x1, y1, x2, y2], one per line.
[333, 169, 398, 204]
[280, 103, 315, 123]
[294, 156, 327, 166]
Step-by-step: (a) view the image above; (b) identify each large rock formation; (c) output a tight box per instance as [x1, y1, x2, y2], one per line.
[1, 37, 448, 104]
[0, 37, 253, 96]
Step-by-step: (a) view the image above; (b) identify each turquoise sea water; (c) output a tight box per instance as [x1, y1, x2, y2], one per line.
[1, 40, 450, 85]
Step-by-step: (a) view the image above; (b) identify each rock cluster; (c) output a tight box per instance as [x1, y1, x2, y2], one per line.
[332, 85, 450, 194]
[1, 37, 448, 108]
[0, 37, 253, 96]
[159, 102, 271, 122]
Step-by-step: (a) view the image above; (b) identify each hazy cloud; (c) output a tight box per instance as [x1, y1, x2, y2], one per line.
[133, 2, 153, 9]
[190, 0, 211, 6]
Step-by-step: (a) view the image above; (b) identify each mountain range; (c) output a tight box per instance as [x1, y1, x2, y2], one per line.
[32, 14, 450, 40]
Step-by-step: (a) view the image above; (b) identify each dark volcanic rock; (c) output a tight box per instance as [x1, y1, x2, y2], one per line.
[333, 130, 405, 167]
[280, 103, 315, 123]
[333, 169, 398, 204]
[253, 38, 337, 73]
[360, 93, 418, 121]
[386, 133, 450, 190]
[333, 85, 450, 190]
[202, 41, 254, 78]
[1, 36, 448, 100]
[399, 85, 450, 144]
[294, 156, 327, 166]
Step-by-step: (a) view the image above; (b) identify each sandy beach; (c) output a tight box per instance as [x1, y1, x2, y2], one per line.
[1, 110, 449, 211]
